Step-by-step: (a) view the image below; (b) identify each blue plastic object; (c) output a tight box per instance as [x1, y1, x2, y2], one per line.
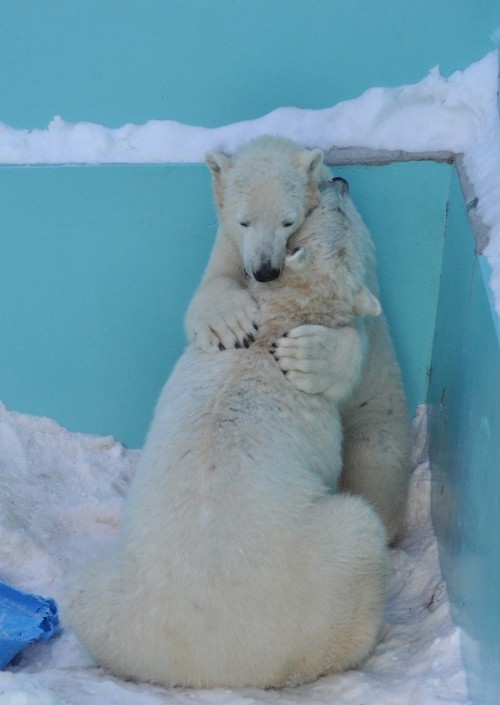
[0, 581, 61, 668]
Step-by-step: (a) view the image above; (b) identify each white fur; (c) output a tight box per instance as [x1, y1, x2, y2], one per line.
[186, 136, 411, 542]
[62, 187, 388, 689]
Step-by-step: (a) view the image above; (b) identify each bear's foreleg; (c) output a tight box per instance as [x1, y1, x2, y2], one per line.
[272, 323, 367, 403]
[185, 228, 260, 351]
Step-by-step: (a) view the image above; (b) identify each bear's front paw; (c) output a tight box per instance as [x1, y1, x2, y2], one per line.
[191, 295, 260, 352]
[272, 324, 364, 399]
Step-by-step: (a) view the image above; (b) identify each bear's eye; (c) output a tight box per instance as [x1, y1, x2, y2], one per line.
[282, 219, 295, 228]
[238, 220, 250, 228]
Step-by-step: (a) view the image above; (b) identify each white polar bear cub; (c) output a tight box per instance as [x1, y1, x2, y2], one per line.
[62, 183, 388, 690]
[186, 136, 411, 543]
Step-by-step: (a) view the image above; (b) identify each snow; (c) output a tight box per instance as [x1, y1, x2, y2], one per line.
[0, 53, 495, 163]
[0, 51, 499, 320]
[0, 403, 470, 704]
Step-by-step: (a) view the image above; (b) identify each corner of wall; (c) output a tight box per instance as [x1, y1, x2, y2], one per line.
[428, 165, 500, 705]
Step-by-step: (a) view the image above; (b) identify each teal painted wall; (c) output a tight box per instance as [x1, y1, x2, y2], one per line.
[335, 163, 449, 416]
[0, 162, 450, 447]
[0, 166, 214, 446]
[429, 170, 500, 705]
[0, 0, 495, 447]
[0, 1, 497, 131]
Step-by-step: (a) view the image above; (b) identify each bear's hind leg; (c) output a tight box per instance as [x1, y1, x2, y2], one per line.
[278, 494, 388, 687]
[61, 554, 136, 676]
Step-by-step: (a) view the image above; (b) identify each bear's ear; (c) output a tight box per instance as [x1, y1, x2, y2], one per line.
[295, 148, 325, 179]
[285, 246, 309, 271]
[205, 151, 231, 177]
[353, 288, 381, 317]
[205, 151, 232, 209]
[330, 176, 349, 197]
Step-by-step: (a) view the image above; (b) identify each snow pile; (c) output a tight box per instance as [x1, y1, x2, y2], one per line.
[0, 404, 471, 704]
[462, 99, 500, 316]
[0, 51, 499, 318]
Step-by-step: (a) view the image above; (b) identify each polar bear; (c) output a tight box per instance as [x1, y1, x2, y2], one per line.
[185, 136, 411, 543]
[62, 182, 388, 689]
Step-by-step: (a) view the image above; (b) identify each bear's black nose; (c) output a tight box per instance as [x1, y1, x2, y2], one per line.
[253, 262, 280, 282]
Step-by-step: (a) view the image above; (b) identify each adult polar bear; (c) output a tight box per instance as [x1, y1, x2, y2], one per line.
[186, 136, 411, 543]
[63, 183, 387, 689]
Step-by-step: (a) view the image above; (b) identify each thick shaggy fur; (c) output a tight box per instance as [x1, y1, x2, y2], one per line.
[186, 136, 411, 543]
[62, 185, 388, 689]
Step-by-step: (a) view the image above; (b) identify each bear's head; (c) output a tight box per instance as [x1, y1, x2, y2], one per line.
[206, 136, 328, 283]
[281, 245, 381, 319]
[248, 177, 381, 336]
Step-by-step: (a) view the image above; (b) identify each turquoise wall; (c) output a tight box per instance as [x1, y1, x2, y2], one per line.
[0, 162, 450, 447]
[334, 163, 449, 417]
[429, 170, 500, 705]
[3, 1, 495, 446]
[0, 166, 214, 446]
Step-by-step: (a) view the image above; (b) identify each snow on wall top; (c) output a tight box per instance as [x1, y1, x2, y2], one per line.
[0, 52, 496, 164]
[0, 51, 499, 320]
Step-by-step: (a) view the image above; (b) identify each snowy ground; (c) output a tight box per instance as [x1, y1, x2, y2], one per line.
[0, 403, 470, 705]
